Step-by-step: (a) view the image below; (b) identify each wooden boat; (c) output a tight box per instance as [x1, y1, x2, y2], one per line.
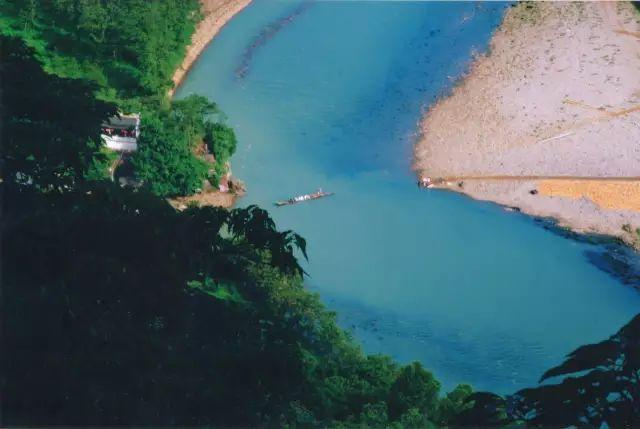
[274, 189, 334, 207]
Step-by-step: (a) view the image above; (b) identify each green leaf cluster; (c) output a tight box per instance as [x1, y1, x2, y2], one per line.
[130, 101, 209, 197]
[1, 1, 233, 196]
[0, 0, 199, 99]
[205, 122, 238, 181]
[1, 36, 117, 189]
[129, 95, 239, 196]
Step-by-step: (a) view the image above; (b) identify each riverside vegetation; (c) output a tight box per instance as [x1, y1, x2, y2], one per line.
[1, 1, 639, 427]
[0, 0, 237, 196]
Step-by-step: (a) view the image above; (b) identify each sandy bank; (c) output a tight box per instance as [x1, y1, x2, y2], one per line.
[170, 0, 252, 97]
[168, 190, 238, 210]
[415, 2, 640, 247]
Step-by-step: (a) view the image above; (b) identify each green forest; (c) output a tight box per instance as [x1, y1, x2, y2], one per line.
[0, 0, 236, 196]
[1, 1, 639, 427]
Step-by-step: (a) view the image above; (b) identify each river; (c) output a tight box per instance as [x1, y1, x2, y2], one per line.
[176, 0, 640, 394]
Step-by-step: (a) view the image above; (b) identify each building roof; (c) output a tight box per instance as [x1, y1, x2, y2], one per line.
[102, 114, 140, 130]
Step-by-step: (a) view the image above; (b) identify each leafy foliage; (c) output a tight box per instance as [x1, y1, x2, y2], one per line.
[1, 2, 233, 197]
[388, 362, 441, 421]
[432, 383, 473, 426]
[205, 122, 238, 180]
[172, 94, 218, 140]
[0, 0, 199, 99]
[2, 183, 304, 425]
[130, 104, 208, 196]
[461, 313, 640, 427]
[455, 392, 511, 427]
[1, 36, 117, 189]
[130, 95, 237, 196]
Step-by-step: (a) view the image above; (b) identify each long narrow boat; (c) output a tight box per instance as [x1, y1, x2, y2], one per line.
[274, 189, 334, 207]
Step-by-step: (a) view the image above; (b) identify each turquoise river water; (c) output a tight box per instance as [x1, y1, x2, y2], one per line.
[176, 0, 640, 394]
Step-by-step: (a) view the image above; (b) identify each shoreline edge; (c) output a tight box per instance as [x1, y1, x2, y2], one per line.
[170, 0, 253, 98]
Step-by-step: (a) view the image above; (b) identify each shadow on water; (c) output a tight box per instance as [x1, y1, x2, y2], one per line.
[235, 1, 313, 80]
[430, 190, 640, 291]
[534, 217, 640, 289]
[322, 292, 544, 393]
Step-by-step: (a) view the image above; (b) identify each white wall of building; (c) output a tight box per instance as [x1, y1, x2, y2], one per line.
[102, 135, 138, 152]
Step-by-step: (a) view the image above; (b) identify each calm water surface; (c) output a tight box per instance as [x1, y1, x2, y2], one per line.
[177, 0, 640, 394]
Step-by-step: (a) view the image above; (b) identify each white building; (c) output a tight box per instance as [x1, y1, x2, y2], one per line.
[101, 113, 140, 152]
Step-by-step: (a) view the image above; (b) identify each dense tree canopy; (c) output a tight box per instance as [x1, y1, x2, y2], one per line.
[129, 95, 237, 196]
[205, 122, 238, 182]
[1, 36, 117, 189]
[3, 183, 311, 425]
[131, 102, 210, 196]
[0, 1, 235, 196]
[0, 0, 199, 98]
